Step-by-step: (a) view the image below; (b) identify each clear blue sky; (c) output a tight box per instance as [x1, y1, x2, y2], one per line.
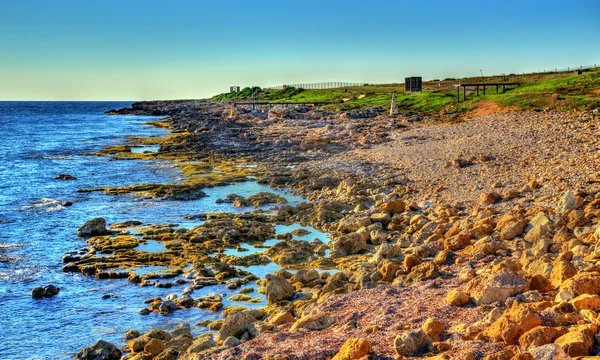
[0, 0, 598, 100]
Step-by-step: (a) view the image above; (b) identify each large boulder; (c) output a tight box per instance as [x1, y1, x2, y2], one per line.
[466, 269, 528, 305]
[265, 274, 294, 304]
[73, 340, 121, 360]
[77, 218, 107, 237]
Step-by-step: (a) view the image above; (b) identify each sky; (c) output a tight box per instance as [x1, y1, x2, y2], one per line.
[0, 0, 598, 100]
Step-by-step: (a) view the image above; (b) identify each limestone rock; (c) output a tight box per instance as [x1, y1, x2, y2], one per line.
[528, 344, 570, 360]
[560, 271, 600, 297]
[422, 318, 445, 342]
[557, 190, 578, 213]
[446, 289, 469, 306]
[519, 326, 568, 350]
[290, 312, 336, 332]
[394, 329, 432, 356]
[331, 337, 371, 360]
[466, 269, 528, 305]
[214, 311, 257, 342]
[554, 330, 594, 357]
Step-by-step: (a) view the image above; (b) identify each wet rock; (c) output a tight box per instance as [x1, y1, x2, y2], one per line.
[124, 329, 139, 340]
[266, 239, 315, 265]
[77, 218, 107, 237]
[265, 274, 293, 304]
[466, 269, 528, 305]
[31, 284, 60, 298]
[56, 174, 77, 180]
[290, 312, 336, 332]
[331, 337, 371, 360]
[394, 329, 432, 356]
[73, 340, 121, 360]
[158, 300, 179, 314]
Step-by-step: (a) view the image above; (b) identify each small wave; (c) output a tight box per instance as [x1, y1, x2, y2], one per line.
[0, 243, 22, 251]
[20, 198, 70, 213]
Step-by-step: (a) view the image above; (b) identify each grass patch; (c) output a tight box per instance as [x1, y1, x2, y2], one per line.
[210, 69, 600, 114]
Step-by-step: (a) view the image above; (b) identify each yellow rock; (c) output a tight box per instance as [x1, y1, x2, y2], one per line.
[331, 337, 371, 360]
[554, 330, 594, 357]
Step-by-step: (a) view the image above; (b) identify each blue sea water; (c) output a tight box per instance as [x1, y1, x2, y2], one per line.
[0, 102, 323, 359]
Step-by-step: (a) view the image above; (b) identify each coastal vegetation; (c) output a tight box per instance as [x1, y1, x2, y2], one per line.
[212, 68, 600, 114]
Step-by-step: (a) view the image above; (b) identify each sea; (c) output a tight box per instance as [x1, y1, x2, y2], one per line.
[0, 102, 327, 359]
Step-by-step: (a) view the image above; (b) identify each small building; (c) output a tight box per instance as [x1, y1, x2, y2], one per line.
[405, 77, 422, 92]
[230, 86, 240, 93]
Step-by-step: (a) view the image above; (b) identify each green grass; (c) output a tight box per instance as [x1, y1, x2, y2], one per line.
[210, 69, 600, 114]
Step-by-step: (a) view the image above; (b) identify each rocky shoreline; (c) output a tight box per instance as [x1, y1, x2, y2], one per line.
[73, 100, 600, 360]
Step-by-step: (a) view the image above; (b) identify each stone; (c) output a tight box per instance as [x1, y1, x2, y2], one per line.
[215, 311, 257, 342]
[403, 254, 421, 272]
[56, 174, 77, 180]
[331, 337, 371, 360]
[570, 294, 600, 311]
[560, 271, 600, 297]
[187, 334, 216, 353]
[223, 336, 240, 347]
[554, 330, 594, 357]
[73, 340, 122, 360]
[290, 312, 336, 332]
[403, 262, 439, 285]
[268, 311, 296, 326]
[528, 344, 570, 360]
[557, 190, 578, 213]
[379, 199, 406, 214]
[77, 217, 107, 237]
[466, 269, 528, 305]
[479, 192, 502, 205]
[31, 284, 60, 298]
[482, 304, 543, 345]
[446, 289, 469, 306]
[144, 338, 165, 356]
[394, 329, 432, 356]
[549, 260, 577, 288]
[422, 318, 445, 342]
[265, 274, 294, 304]
[158, 300, 179, 314]
[518, 326, 568, 350]
[124, 330, 139, 340]
[500, 220, 527, 240]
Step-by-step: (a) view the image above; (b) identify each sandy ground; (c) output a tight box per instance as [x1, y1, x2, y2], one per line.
[345, 111, 600, 205]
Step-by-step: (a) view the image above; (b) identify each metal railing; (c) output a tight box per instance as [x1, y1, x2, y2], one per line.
[265, 82, 364, 90]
